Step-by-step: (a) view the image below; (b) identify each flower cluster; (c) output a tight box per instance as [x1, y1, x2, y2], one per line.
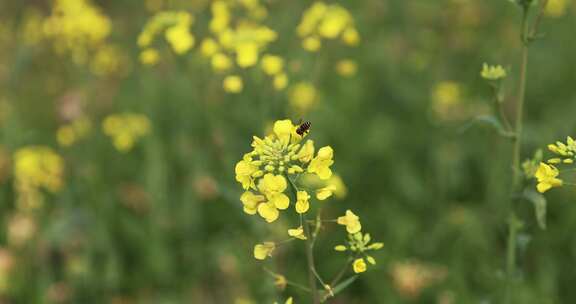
[42, 0, 114, 67]
[13, 146, 64, 211]
[200, 0, 283, 93]
[235, 119, 334, 223]
[14, 146, 64, 194]
[297, 2, 360, 52]
[57, 117, 92, 147]
[102, 113, 151, 153]
[481, 63, 507, 81]
[334, 210, 383, 273]
[533, 136, 576, 193]
[138, 11, 196, 64]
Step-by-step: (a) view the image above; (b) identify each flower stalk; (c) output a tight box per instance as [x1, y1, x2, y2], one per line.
[506, 1, 548, 302]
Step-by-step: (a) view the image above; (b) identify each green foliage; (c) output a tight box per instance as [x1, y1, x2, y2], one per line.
[0, 0, 575, 303]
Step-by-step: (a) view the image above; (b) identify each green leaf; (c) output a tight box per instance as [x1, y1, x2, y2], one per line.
[459, 115, 515, 138]
[523, 188, 547, 230]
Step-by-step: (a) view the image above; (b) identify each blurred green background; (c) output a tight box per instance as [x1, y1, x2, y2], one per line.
[0, 0, 576, 303]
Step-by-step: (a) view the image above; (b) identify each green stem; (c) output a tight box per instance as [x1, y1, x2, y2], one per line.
[286, 176, 320, 304]
[506, 4, 531, 303]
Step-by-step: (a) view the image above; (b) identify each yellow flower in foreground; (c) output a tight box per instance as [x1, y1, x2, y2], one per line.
[235, 158, 260, 190]
[481, 63, 506, 81]
[288, 226, 307, 240]
[240, 191, 265, 215]
[258, 202, 280, 222]
[353, 258, 367, 273]
[337, 210, 361, 233]
[254, 242, 275, 260]
[223, 75, 243, 93]
[297, 140, 315, 163]
[295, 190, 310, 213]
[258, 174, 289, 209]
[534, 162, 563, 193]
[308, 146, 334, 180]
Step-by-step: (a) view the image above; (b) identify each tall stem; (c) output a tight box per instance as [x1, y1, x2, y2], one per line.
[505, 5, 530, 303]
[286, 176, 320, 304]
[303, 216, 320, 304]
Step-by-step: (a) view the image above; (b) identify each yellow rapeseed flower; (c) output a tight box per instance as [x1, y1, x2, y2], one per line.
[254, 242, 275, 260]
[337, 210, 361, 233]
[308, 146, 334, 180]
[481, 63, 507, 81]
[235, 119, 338, 223]
[534, 162, 563, 193]
[316, 185, 336, 200]
[353, 258, 367, 273]
[288, 226, 307, 240]
[295, 190, 310, 213]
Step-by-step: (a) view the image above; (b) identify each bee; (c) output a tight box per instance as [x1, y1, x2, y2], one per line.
[296, 121, 311, 136]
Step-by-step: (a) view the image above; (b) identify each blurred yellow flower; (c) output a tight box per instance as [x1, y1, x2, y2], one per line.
[138, 11, 195, 56]
[480, 63, 506, 81]
[545, 0, 569, 17]
[140, 48, 160, 65]
[273, 73, 289, 91]
[43, 0, 111, 64]
[254, 242, 275, 260]
[289, 82, 318, 114]
[302, 36, 321, 52]
[336, 59, 357, 77]
[212, 53, 233, 72]
[297, 2, 359, 51]
[165, 22, 195, 54]
[337, 210, 361, 234]
[223, 75, 243, 93]
[534, 162, 562, 193]
[57, 117, 92, 147]
[14, 146, 64, 193]
[200, 38, 220, 57]
[90, 44, 125, 76]
[102, 113, 151, 153]
[432, 81, 461, 107]
[261, 55, 284, 76]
